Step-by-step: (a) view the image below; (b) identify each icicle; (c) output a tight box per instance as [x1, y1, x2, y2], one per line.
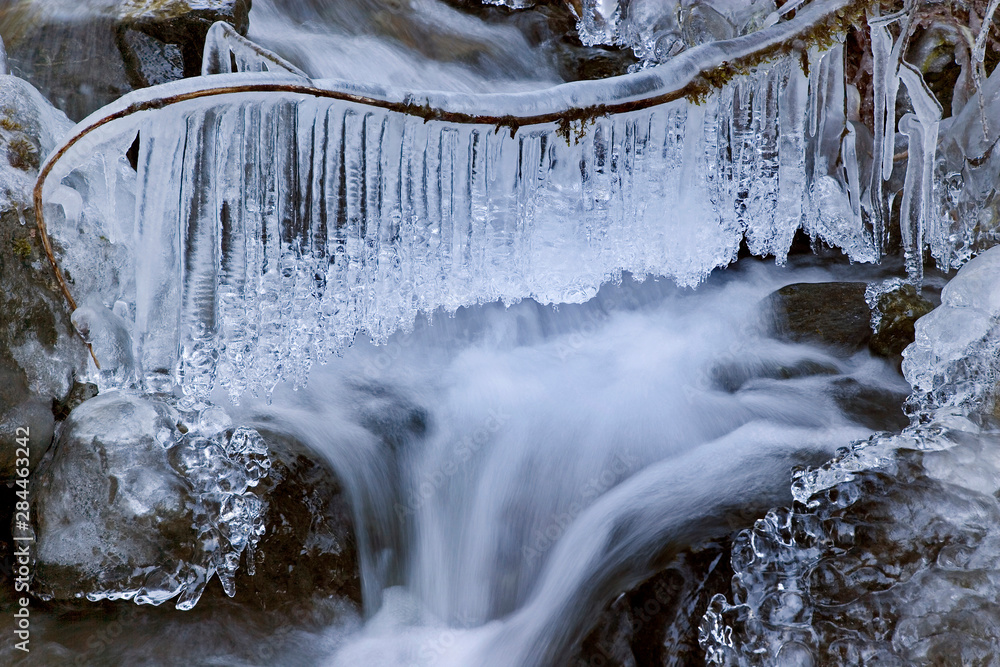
[867, 7, 892, 251]
[202, 22, 308, 78]
[36, 0, 901, 398]
[134, 120, 187, 392]
[974, 0, 1000, 63]
[775, 56, 809, 262]
[841, 123, 863, 227]
[898, 62, 943, 284]
[0, 35, 8, 76]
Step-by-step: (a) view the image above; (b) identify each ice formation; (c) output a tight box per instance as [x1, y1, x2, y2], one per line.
[32, 392, 270, 610]
[699, 246, 1000, 665]
[29, 0, 1000, 400]
[36, 0, 890, 399]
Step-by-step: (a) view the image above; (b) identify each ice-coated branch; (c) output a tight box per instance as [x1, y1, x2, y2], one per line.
[201, 22, 308, 77]
[33, 0, 869, 316]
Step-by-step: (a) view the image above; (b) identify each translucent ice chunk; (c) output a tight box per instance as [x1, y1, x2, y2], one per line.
[71, 295, 138, 390]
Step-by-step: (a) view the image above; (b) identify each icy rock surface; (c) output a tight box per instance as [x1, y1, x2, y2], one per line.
[865, 279, 934, 358]
[700, 246, 1000, 665]
[576, 0, 775, 62]
[71, 295, 139, 391]
[0, 74, 87, 479]
[32, 392, 270, 609]
[903, 246, 1000, 415]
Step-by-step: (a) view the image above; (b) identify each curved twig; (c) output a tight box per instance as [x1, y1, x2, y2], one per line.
[33, 0, 869, 361]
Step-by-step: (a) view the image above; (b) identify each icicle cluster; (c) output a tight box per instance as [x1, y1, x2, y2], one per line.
[37, 0, 1000, 398]
[44, 43, 877, 399]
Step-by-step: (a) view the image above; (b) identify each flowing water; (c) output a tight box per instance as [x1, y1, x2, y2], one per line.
[10, 0, 1000, 664]
[9, 255, 914, 665]
[260, 260, 907, 667]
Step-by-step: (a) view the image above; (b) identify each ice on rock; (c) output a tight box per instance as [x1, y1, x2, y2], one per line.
[552, 0, 774, 63]
[902, 246, 1000, 413]
[700, 247, 1000, 666]
[32, 392, 270, 609]
[71, 294, 138, 389]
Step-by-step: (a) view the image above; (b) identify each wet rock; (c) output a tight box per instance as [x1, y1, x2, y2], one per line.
[50, 381, 99, 421]
[829, 377, 909, 432]
[233, 432, 361, 609]
[122, 0, 252, 79]
[32, 391, 359, 611]
[766, 282, 872, 352]
[568, 542, 734, 667]
[32, 393, 269, 609]
[868, 282, 935, 358]
[32, 393, 193, 603]
[1, 1, 251, 120]
[440, 0, 638, 81]
[0, 75, 87, 481]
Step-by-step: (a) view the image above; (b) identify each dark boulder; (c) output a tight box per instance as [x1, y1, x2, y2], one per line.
[0, 75, 87, 481]
[568, 542, 734, 667]
[233, 432, 362, 609]
[868, 282, 935, 358]
[1, 0, 251, 120]
[31, 393, 271, 609]
[766, 282, 872, 352]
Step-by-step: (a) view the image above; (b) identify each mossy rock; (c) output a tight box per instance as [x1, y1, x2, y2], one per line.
[1, 1, 251, 120]
[869, 283, 935, 357]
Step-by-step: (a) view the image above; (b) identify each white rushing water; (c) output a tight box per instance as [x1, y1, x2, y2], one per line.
[243, 261, 904, 666]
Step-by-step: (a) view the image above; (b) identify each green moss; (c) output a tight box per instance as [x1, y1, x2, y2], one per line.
[493, 115, 522, 139]
[683, 0, 876, 105]
[11, 236, 32, 260]
[555, 111, 604, 145]
[7, 135, 40, 172]
[0, 106, 23, 133]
